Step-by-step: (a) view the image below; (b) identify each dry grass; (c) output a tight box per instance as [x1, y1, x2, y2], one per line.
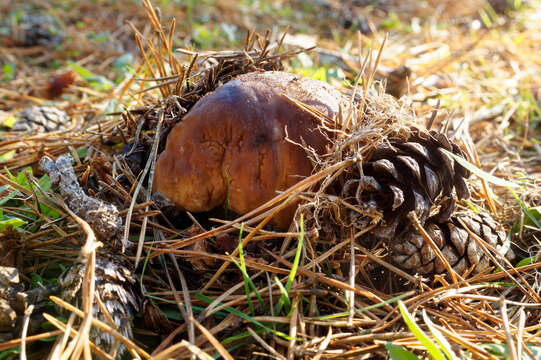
[1, 0, 540, 359]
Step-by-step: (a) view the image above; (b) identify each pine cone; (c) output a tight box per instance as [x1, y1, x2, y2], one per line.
[16, 14, 64, 47]
[344, 127, 470, 240]
[14, 106, 70, 133]
[60, 253, 139, 354]
[391, 211, 510, 275]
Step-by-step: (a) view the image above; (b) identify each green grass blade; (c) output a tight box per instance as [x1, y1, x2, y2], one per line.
[0, 347, 20, 360]
[274, 276, 291, 313]
[285, 214, 304, 293]
[274, 214, 304, 315]
[442, 149, 518, 188]
[237, 224, 255, 316]
[195, 293, 292, 340]
[515, 256, 535, 268]
[221, 330, 256, 345]
[0, 216, 26, 231]
[386, 343, 419, 360]
[482, 343, 541, 358]
[508, 187, 541, 229]
[0, 190, 19, 207]
[422, 309, 458, 360]
[236, 225, 267, 312]
[4, 166, 16, 182]
[227, 251, 268, 312]
[398, 301, 446, 360]
[315, 291, 415, 320]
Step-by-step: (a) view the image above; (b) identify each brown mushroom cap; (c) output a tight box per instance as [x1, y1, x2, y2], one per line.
[153, 71, 344, 228]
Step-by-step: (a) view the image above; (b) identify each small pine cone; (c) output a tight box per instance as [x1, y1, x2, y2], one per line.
[344, 127, 470, 239]
[16, 14, 64, 47]
[391, 211, 510, 276]
[59, 253, 139, 354]
[13, 106, 70, 132]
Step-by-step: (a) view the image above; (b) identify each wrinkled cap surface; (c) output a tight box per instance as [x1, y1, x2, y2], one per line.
[153, 71, 344, 228]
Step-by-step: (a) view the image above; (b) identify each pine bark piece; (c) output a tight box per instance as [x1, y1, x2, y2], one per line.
[0, 266, 55, 338]
[391, 211, 509, 276]
[0, 298, 16, 332]
[40, 155, 123, 243]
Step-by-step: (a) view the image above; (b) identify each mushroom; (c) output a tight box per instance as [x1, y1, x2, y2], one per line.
[153, 71, 344, 228]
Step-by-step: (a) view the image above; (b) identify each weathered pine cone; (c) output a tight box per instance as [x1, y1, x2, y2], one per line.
[14, 106, 70, 132]
[344, 127, 470, 240]
[391, 211, 509, 276]
[60, 253, 139, 353]
[16, 14, 64, 47]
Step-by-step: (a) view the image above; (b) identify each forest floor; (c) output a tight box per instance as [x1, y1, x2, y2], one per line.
[0, 0, 541, 359]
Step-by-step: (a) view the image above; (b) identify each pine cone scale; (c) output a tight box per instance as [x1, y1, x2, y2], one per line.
[388, 185, 404, 210]
[397, 155, 423, 183]
[372, 159, 400, 181]
[391, 211, 509, 276]
[423, 165, 442, 201]
[396, 142, 432, 162]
